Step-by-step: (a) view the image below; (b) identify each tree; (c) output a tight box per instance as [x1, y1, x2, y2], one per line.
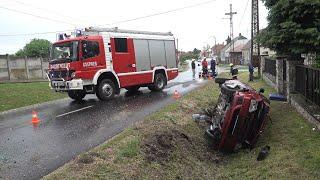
[15, 38, 52, 58]
[180, 50, 199, 63]
[192, 48, 201, 57]
[258, 0, 320, 57]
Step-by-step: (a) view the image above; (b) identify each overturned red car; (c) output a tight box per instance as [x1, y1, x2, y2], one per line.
[206, 78, 270, 152]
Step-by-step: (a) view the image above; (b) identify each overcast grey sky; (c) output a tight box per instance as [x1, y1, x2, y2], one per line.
[0, 0, 269, 54]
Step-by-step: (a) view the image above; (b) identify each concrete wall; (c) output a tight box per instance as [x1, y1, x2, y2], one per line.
[0, 57, 49, 82]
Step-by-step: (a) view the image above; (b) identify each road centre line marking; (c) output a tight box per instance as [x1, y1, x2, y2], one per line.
[56, 105, 93, 118]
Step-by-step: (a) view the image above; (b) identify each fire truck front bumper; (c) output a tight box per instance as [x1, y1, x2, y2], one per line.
[50, 79, 84, 91]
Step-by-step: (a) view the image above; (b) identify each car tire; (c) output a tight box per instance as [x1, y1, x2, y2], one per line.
[68, 90, 86, 101]
[148, 73, 167, 91]
[96, 79, 116, 101]
[220, 83, 238, 102]
[215, 78, 232, 85]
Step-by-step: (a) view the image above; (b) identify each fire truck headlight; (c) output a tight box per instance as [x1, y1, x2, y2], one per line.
[249, 99, 258, 113]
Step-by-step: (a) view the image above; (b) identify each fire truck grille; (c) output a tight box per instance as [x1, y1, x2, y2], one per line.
[50, 70, 71, 80]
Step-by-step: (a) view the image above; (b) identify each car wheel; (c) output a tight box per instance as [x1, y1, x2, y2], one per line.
[96, 79, 115, 101]
[215, 78, 232, 85]
[68, 90, 86, 101]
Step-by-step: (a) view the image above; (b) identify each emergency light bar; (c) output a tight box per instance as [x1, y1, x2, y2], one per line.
[85, 27, 173, 36]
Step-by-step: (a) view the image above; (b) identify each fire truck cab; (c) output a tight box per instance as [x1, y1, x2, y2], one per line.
[48, 27, 179, 101]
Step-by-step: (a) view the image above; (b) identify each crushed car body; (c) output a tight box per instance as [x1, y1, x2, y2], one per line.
[206, 78, 270, 152]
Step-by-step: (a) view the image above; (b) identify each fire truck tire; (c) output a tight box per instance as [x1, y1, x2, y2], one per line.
[68, 90, 86, 101]
[96, 79, 116, 101]
[148, 73, 167, 91]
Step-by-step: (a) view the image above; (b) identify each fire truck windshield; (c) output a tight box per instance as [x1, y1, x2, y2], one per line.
[50, 41, 78, 63]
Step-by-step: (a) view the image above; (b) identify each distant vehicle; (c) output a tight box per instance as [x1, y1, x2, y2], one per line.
[48, 27, 179, 101]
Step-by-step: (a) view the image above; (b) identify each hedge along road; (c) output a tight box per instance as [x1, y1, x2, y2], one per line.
[0, 64, 222, 179]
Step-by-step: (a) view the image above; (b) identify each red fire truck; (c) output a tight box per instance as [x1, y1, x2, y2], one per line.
[48, 27, 179, 101]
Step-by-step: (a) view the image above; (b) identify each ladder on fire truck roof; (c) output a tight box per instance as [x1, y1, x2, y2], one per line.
[85, 27, 173, 36]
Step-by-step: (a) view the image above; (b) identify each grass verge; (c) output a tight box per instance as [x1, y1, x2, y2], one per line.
[0, 82, 66, 112]
[44, 72, 320, 179]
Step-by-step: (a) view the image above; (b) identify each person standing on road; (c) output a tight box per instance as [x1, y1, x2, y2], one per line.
[210, 59, 216, 77]
[191, 59, 196, 80]
[229, 63, 234, 75]
[202, 58, 208, 77]
[248, 63, 254, 81]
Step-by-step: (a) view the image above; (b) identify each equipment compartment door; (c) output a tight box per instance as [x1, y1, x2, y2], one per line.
[133, 39, 151, 71]
[111, 38, 136, 73]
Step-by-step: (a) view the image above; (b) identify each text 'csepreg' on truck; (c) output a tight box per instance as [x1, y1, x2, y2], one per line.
[47, 27, 179, 101]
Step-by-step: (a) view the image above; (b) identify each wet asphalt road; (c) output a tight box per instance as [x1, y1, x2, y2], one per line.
[0, 66, 212, 180]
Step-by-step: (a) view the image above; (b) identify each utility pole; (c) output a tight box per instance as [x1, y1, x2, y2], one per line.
[210, 36, 217, 56]
[225, 4, 237, 52]
[251, 0, 260, 76]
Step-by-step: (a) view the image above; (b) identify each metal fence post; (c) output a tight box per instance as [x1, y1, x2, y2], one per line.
[305, 67, 308, 99]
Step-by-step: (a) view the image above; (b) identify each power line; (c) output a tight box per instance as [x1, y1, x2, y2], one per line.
[9, 0, 90, 25]
[0, 6, 79, 27]
[102, 0, 217, 26]
[238, 0, 250, 28]
[0, 0, 217, 37]
[0, 29, 74, 37]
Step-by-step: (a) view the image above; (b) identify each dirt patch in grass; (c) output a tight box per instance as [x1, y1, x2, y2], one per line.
[141, 127, 224, 165]
[77, 153, 95, 164]
[141, 129, 190, 163]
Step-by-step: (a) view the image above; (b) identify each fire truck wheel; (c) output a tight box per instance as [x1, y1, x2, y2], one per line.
[68, 90, 86, 101]
[148, 73, 167, 91]
[96, 79, 116, 101]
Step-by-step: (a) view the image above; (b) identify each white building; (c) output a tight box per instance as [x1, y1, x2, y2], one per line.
[242, 40, 276, 65]
[220, 33, 249, 63]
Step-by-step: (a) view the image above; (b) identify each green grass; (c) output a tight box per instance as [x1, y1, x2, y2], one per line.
[0, 82, 66, 112]
[218, 63, 248, 70]
[116, 137, 140, 161]
[44, 72, 320, 180]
